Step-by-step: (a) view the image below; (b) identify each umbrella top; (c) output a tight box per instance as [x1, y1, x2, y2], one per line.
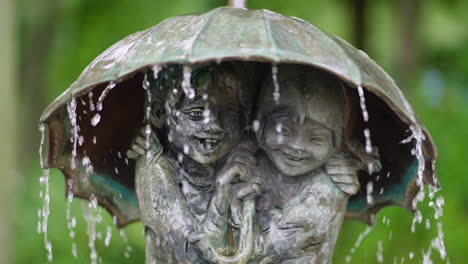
[42, 7, 418, 126]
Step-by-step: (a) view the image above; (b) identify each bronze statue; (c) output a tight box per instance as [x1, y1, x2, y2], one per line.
[127, 64, 378, 263]
[39, 5, 438, 264]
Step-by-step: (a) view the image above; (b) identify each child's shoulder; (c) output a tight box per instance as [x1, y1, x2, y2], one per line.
[301, 169, 344, 198]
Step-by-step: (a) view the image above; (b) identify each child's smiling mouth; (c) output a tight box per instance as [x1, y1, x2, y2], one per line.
[281, 151, 309, 163]
[195, 136, 221, 151]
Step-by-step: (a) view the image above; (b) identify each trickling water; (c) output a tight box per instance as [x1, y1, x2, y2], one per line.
[271, 64, 280, 103]
[91, 113, 101, 127]
[405, 125, 448, 262]
[356, 85, 375, 174]
[96, 81, 116, 112]
[275, 122, 284, 143]
[39, 124, 53, 262]
[88, 92, 96, 111]
[366, 181, 374, 204]
[82, 156, 94, 183]
[357, 85, 369, 122]
[182, 66, 195, 99]
[104, 226, 112, 247]
[143, 71, 154, 161]
[82, 196, 99, 264]
[253, 120, 260, 132]
[377, 240, 384, 263]
[152, 65, 162, 80]
[119, 229, 132, 259]
[66, 179, 77, 258]
[346, 226, 373, 263]
[203, 108, 211, 124]
[67, 97, 79, 169]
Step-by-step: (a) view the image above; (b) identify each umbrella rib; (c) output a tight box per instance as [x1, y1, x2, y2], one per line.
[260, 9, 279, 62]
[188, 7, 224, 60]
[114, 26, 160, 79]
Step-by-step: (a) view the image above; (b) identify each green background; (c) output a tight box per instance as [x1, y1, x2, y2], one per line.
[4, 0, 468, 263]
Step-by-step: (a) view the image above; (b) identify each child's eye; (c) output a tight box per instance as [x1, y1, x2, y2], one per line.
[186, 108, 203, 120]
[277, 127, 291, 136]
[227, 111, 239, 120]
[310, 137, 324, 143]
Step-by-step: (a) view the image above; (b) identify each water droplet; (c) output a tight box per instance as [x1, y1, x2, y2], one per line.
[357, 85, 369, 122]
[272, 64, 280, 103]
[82, 199, 99, 264]
[88, 92, 96, 111]
[152, 65, 162, 80]
[39, 124, 53, 260]
[91, 113, 101, 126]
[203, 108, 211, 124]
[67, 97, 79, 169]
[96, 81, 116, 111]
[346, 226, 373, 262]
[253, 120, 260, 132]
[105, 226, 112, 247]
[182, 66, 195, 99]
[376, 240, 384, 263]
[366, 181, 374, 204]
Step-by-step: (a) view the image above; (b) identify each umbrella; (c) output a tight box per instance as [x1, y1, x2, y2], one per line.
[40, 6, 437, 227]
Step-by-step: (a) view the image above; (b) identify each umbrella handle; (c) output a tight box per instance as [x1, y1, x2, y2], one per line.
[207, 199, 255, 264]
[228, 0, 247, 8]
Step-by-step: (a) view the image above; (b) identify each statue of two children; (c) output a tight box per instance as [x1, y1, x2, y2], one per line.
[127, 63, 380, 264]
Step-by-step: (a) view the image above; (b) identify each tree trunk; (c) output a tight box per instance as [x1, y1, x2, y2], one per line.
[350, 0, 368, 51]
[18, 0, 60, 165]
[0, 0, 16, 263]
[397, 0, 422, 90]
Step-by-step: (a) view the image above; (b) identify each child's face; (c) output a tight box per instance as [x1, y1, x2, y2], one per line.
[261, 83, 336, 177]
[168, 72, 243, 165]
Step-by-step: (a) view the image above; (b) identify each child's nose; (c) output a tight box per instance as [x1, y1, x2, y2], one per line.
[203, 115, 224, 135]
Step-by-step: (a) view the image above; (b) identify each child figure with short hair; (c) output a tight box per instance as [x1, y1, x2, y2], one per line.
[237, 65, 377, 263]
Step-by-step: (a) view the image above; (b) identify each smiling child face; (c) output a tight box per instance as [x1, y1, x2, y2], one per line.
[261, 83, 336, 176]
[167, 67, 243, 165]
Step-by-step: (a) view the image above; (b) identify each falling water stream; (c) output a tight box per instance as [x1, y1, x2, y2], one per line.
[66, 179, 77, 258]
[39, 124, 53, 262]
[352, 83, 449, 263]
[82, 196, 99, 264]
[39, 63, 449, 263]
[272, 64, 280, 104]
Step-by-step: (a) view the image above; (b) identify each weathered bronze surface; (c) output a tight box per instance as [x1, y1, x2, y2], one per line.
[40, 6, 438, 264]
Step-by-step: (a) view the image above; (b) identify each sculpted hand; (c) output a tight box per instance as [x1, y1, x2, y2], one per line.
[346, 140, 382, 174]
[190, 141, 258, 244]
[325, 152, 360, 196]
[215, 140, 257, 186]
[126, 127, 162, 160]
[230, 175, 263, 227]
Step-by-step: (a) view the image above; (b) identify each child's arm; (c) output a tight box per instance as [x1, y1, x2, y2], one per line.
[243, 172, 346, 263]
[327, 140, 382, 196]
[190, 141, 259, 263]
[325, 152, 360, 196]
[130, 128, 198, 262]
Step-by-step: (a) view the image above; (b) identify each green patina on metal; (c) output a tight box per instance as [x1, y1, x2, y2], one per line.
[40, 6, 437, 228]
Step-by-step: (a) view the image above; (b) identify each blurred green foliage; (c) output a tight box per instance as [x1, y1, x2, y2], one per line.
[13, 0, 468, 263]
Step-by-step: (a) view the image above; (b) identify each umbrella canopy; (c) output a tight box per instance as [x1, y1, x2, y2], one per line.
[40, 6, 437, 227]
